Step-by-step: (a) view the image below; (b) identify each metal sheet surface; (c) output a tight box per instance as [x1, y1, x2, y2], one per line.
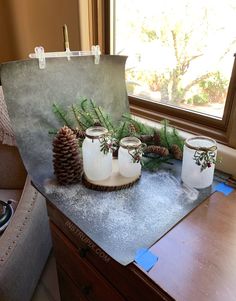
[1, 56, 215, 265]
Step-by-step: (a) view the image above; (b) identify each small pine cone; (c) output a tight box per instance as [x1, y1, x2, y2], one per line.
[53, 126, 83, 185]
[140, 135, 154, 144]
[153, 131, 161, 145]
[144, 145, 169, 157]
[171, 144, 183, 160]
[93, 121, 102, 126]
[128, 123, 137, 134]
[73, 128, 86, 139]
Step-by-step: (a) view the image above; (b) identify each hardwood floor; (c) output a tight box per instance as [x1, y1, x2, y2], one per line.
[31, 254, 61, 301]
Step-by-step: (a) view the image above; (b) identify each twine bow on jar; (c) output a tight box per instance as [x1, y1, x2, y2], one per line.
[127, 143, 147, 163]
[185, 137, 218, 172]
[119, 137, 146, 163]
[118, 137, 145, 178]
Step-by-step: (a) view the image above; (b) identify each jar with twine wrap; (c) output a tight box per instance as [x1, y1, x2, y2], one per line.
[181, 136, 217, 189]
[82, 126, 113, 181]
[118, 137, 145, 178]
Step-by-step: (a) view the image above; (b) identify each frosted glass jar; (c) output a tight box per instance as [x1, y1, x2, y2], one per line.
[118, 137, 142, 178]
[181, 136, 217, 189]
[82, 127, 112, 181]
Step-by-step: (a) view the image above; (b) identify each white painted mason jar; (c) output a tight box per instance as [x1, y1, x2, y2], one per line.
[82, 127, 112, 181]
[118, 137, 143, 178]
[181, 136, 217, 189]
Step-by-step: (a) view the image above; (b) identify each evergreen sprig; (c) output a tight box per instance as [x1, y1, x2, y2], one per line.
[171, 127, 184, 151]
[122, 113, 154, 135]
[142, 156, 172, 171]
[160, 119, 171, 148]
[52, 103, 72, 128]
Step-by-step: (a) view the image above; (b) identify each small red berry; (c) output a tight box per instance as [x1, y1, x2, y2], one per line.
[207, 163, 211, 168]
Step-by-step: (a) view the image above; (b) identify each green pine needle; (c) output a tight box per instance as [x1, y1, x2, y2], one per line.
[172, 127, 184, 151]
[52, 103, 72, 128]
[142, 156, 171, 171]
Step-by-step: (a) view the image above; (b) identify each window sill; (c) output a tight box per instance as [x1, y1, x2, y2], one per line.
[135, 116, 236, 177]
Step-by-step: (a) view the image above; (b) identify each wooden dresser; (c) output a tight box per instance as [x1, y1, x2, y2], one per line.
[46, 189, 236, 301]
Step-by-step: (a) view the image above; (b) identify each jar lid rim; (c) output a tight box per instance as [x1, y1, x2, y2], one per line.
[85, 126, 108, 139]
[120, 136, 141, 149]
[185, 136, 217, 151]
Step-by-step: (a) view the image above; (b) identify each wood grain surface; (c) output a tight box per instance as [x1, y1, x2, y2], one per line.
[146, 190, 236, 301]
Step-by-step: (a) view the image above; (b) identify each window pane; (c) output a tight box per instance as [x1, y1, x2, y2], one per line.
[114, 0, 236, 119]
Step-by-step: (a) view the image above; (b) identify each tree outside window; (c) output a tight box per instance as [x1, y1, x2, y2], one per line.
[114, 0, 236, 119]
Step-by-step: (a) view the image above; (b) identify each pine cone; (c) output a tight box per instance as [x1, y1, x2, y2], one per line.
[153, 131, 161, 145]
[128, 123, 137, 134]
[93, 121, 102, 127]
[171, 144, 183, 160]
[53, 126, 83, 185]
[73, 128, 86, 139]
[144, 145, 169, 157]
[140, 135, 154, 144]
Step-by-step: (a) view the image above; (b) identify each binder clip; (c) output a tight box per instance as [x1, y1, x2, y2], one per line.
[34, 46, 46, 69]
[92, 45, 101, 64]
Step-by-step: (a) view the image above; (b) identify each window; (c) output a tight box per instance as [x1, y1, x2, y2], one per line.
[108, 0, 236, 147]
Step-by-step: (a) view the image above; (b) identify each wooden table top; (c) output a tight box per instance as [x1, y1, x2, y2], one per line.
[144, 190, 236, 301]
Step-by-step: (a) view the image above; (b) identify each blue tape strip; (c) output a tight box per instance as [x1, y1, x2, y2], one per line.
[135, 248, 158, 272]
[214, 182, 234, 196]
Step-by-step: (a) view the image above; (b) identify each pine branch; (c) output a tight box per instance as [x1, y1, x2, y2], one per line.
[142, 156, 171, 171]
[104, 113, 116, 132]
[115, 121, 129, 141]
[122, 114, 154, 135]
[160, 119, 171, 149]
[77, 98, 96, 125]
[74, 105, 95, 127]
[71, 104, 87, 130]
[97, 106, 113, 131]
[52, 103, 72, 128]
[48, 129, 58, 135]
[90, 99, 103, 124]
[172, 127, 184, 150]
[80, 98, 90, 112]
[122, 114, 142, 132]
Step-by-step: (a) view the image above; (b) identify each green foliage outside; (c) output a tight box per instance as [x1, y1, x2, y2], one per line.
[120, 1, 236, 108]
[186, 71, 228, 105]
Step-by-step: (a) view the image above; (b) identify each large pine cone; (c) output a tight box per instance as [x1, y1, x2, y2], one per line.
[53, 126, 83, 185]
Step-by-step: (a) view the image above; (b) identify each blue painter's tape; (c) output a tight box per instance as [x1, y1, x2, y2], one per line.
[135, 248, 158, 272]
[214, 182, 234, 196]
